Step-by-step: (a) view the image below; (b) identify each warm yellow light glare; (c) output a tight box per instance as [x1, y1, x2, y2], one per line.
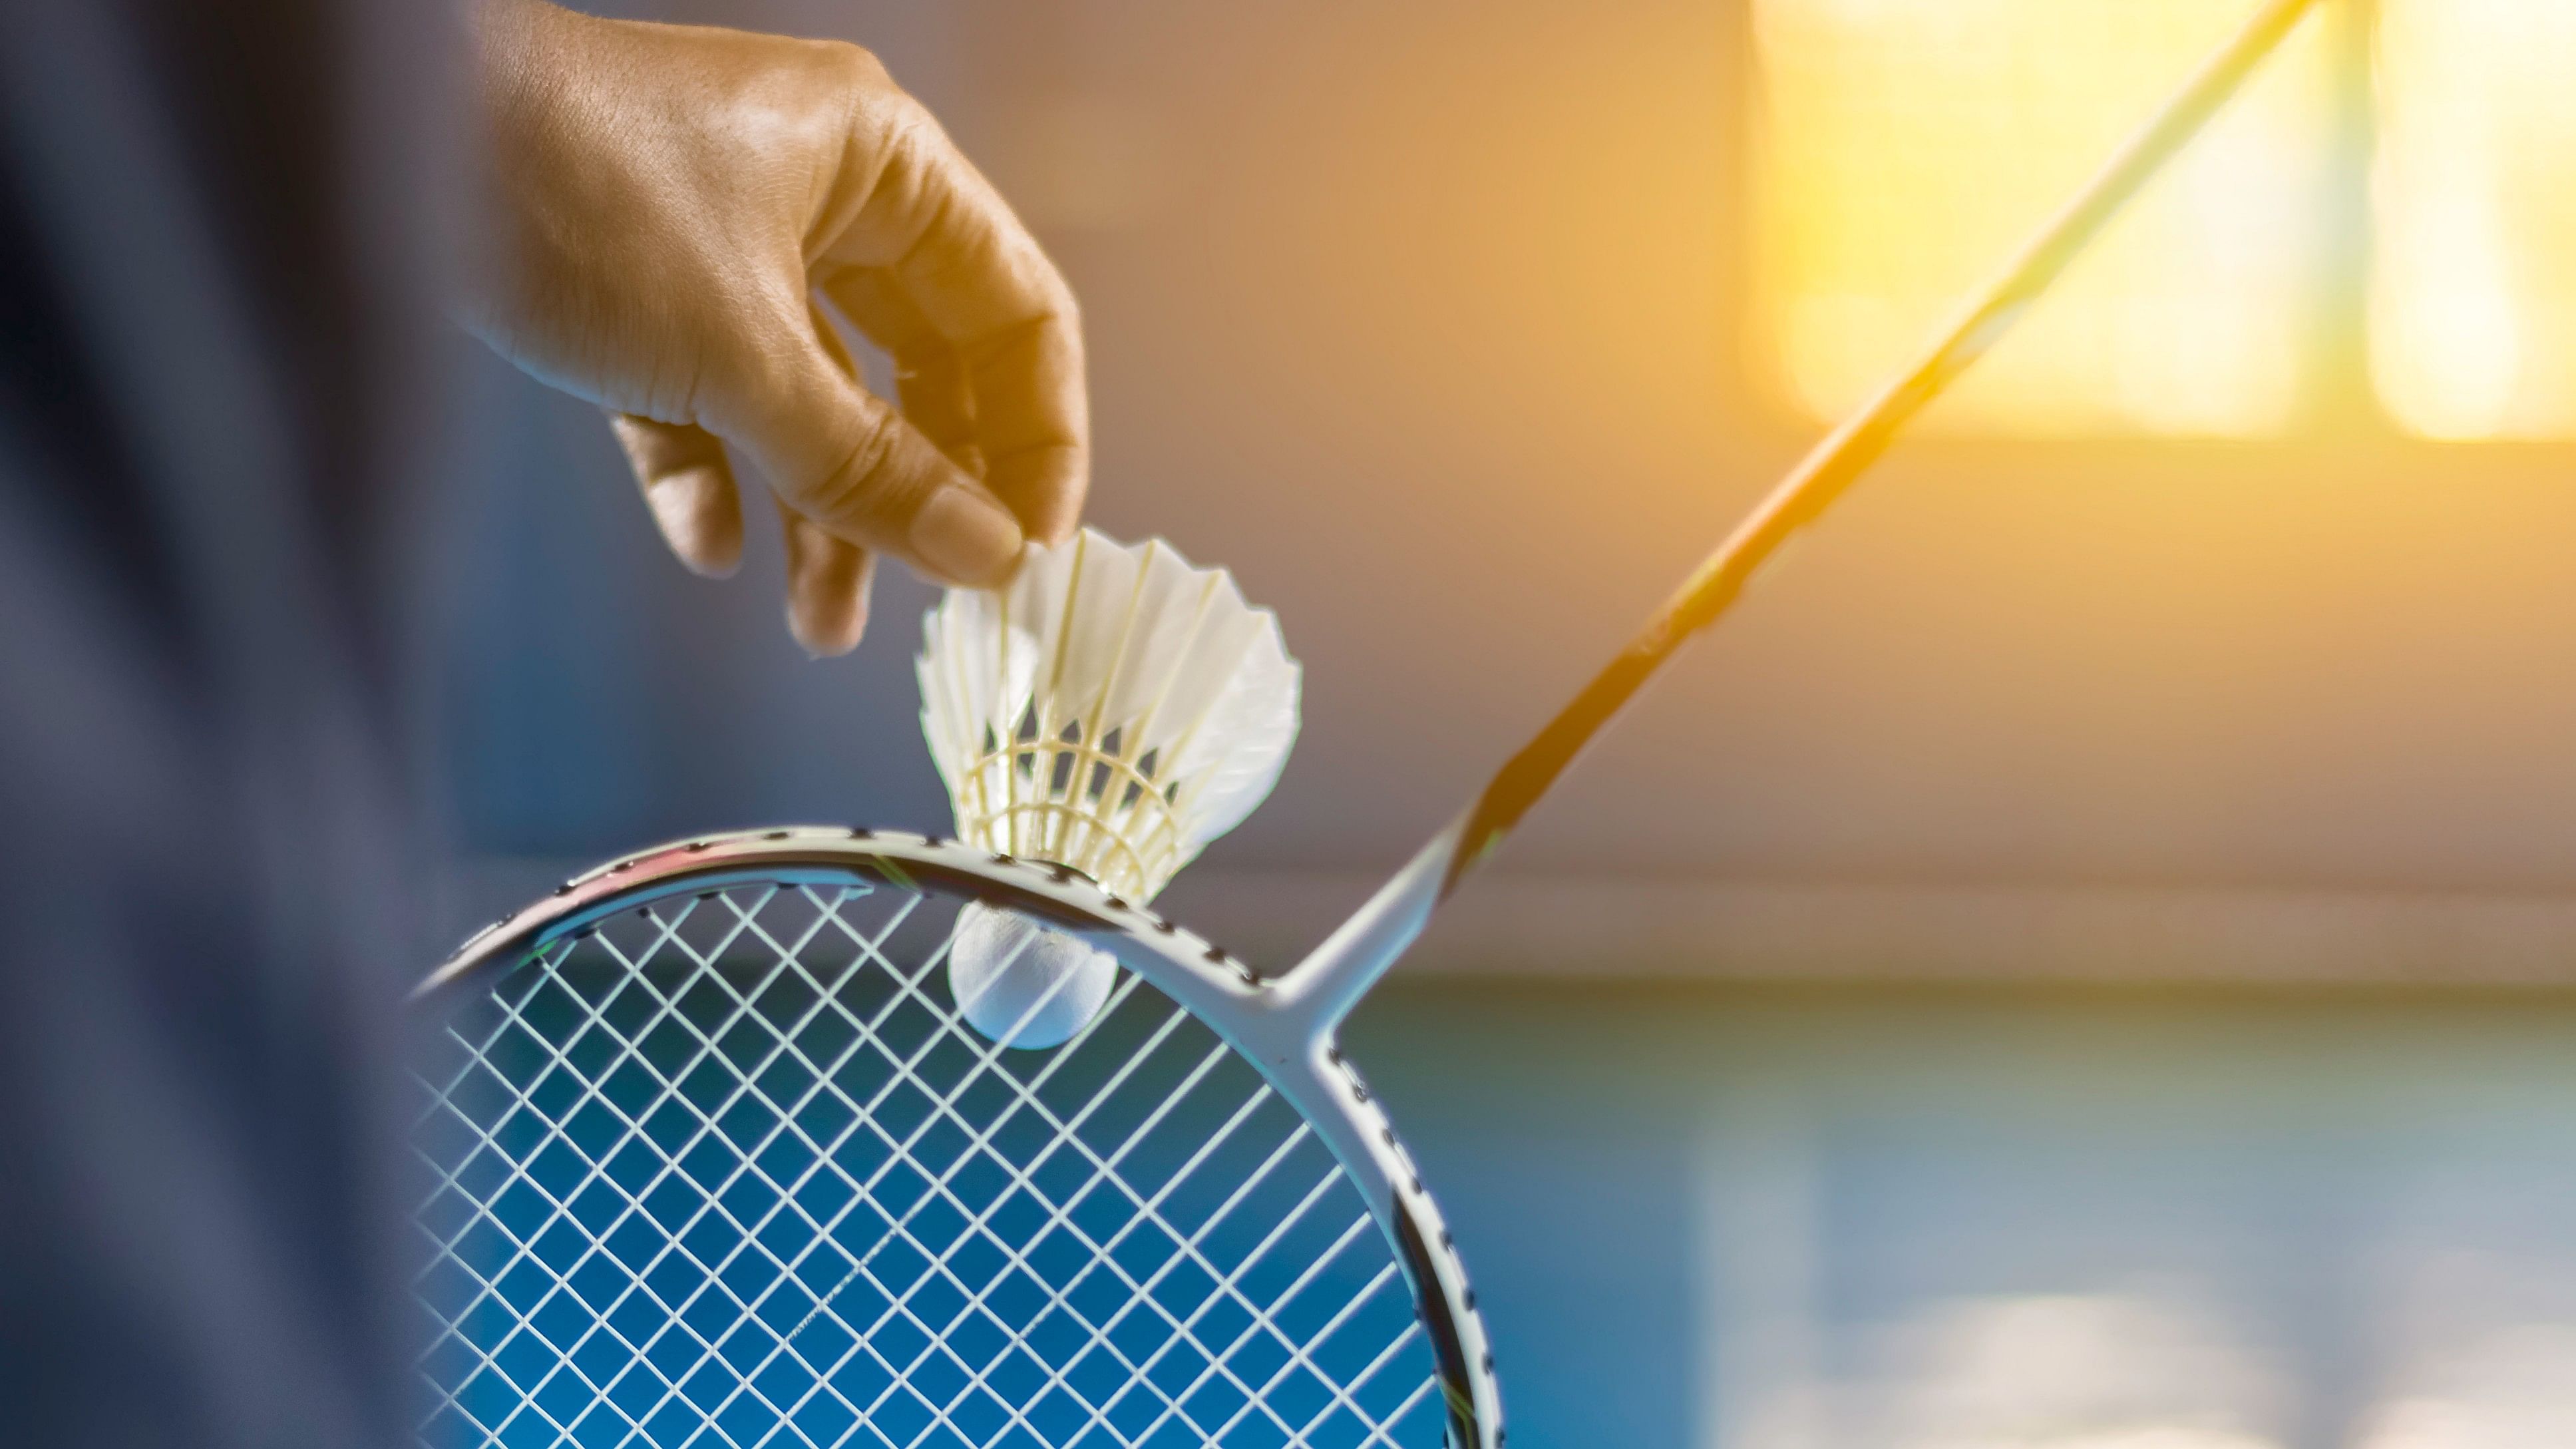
[1752, 0, 2334, 435]
[2371, 0, 2576, 439]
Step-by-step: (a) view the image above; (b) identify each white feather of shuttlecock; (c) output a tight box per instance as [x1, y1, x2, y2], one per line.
[920, 528, 1299, 1050]
[917, 526, 1301, 903]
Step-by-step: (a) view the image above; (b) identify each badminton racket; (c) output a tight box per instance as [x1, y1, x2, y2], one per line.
[411, 2, 2319, 1443]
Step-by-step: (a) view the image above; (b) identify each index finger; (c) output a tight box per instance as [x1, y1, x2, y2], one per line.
[824, 103, 1087, 542]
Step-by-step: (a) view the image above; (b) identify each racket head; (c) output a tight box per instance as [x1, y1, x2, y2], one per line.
[412, 827, 1499, 1448]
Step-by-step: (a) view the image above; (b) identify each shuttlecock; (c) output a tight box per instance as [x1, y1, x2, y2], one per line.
[919, 528, 1301, 1048]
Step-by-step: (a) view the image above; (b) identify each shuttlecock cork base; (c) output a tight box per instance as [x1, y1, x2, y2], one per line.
[919, 528, 1300, 1049]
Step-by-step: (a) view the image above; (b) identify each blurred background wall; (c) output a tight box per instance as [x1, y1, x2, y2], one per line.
[430, 1, 2576, 1444]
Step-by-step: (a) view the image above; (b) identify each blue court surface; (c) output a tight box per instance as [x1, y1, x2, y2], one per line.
[1350, 980, 2576, 1449]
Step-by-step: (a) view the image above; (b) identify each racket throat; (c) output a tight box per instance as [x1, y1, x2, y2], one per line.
[1274, 817, 1465, 1035]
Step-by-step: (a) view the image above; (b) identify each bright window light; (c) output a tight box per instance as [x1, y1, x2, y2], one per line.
[2371, 0, 2576, 439]
[1751, 0, 2336, 435]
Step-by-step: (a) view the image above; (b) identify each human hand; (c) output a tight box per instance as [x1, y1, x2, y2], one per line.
[462, 0, 1085, 654]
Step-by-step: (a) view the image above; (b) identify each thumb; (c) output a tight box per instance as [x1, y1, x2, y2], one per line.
[711, 328, 1023, 588]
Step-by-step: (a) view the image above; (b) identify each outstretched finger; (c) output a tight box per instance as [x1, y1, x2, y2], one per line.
[606, 413, 744, 578]
[776, 493, 875, 656]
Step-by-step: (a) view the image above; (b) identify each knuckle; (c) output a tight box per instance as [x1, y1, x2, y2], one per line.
[803, 402, 928, 530]
[1044, 279, 1084, 337]
[876, 95, 945, 184]
[807, 39, 894, 94]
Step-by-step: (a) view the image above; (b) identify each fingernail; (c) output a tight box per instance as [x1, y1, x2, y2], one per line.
[910, 487, 1023, 586]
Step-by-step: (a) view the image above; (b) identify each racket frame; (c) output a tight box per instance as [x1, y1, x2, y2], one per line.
[417, 825, 1503, 1448]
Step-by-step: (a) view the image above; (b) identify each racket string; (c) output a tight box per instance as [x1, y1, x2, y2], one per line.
[422, 889, 886, 1442]
[713, 889, 1346, 1444]
[430, 887, 1192, 1446]
[416, 881, 1442, 1448]
[421, 931, 1403, 1449]
[731, 887, 1425, 1448]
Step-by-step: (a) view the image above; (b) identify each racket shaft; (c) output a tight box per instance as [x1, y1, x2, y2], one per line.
[1285, 0, 2326, 1020]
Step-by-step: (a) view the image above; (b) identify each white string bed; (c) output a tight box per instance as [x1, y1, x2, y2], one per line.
[413, 878, 1442, 1448]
